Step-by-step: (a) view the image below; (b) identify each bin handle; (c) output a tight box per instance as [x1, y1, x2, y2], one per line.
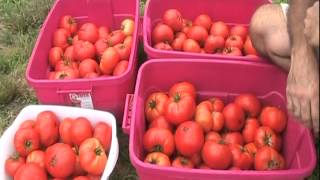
[56, 88, 92, 94]
[122, 94, 134, 135]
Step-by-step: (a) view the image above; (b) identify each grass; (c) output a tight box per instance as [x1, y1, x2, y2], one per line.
[0, 0, 318, 179]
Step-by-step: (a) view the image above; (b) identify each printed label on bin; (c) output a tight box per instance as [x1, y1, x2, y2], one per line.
[69, 93, 94, 109]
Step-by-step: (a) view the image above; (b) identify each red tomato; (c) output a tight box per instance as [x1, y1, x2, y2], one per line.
[79, 138, 107, 175]
[222, 47, 242, 56]
[195, 100, 224, 132]
[260, 106, 287, 133]
[175, 121, 204, 157]
[54, 69, 80, 80]
[70, 117, 93, 146]
[26, 150, 45, 169]
[152, 23, 174, 44]
[35, 111, 59, 147]
[94, 122, 112, 151]
[63, 45, 76, 62]
[114, 43, 131, 60]
[59, 117, 74, 145]
[107, 30, 126, 46]
[176, 32, 187, 39]
[244, 36, 258, 56]
[59, 15, 77, 35]
[205, 131, 222, 143]
[49, 47, 63, 67]
[86, 174, 101, 180]
[230, 25, 248, 41]
[182, 19, 193, 34]
[229, 166, 241, 170]
[149, 116, 173, 132]
[113, 60, 129, 76]
[98, 26, 110, 39]
[73, 40, 96, 61]
[55, 60, 78, 71]
[210, 97, 225, 112]
[73, 35, 80, 45]
[45, 143, 76, 178]
[78, 23, 99, 43]
[242, 118, 260, 143]
[143, 128, 175, 156]
[121, 18, 135, 36]
[48, 72, 56, 80]
[223, 132, 244, 146]
[154, 42, 173, 50]
[14, 163, 47, 180]
[199, 164, 210, 169]
[187, 26, 209, 45]
[193, 14, 212, 31]
[95, 38, 109, 57]
[53, 28, 72, 50]
[210, 21, 229, 39]
[145, 92, 169, 122]
[223, 103, 245, 131]
[254, 126, 280, 151]
[5, 153, 25, 177]
[171, 37, 186, 51]
[19, 120, 36, 129]
[144, 152, 171, 166]
[72, 147, 86, 177]
[244, 142, 258, 158]
[169, 81, 196, 100]
[79, 58, 99, 78]
[229, 144, 253, 170]
[123, 36, 133, 49]
[254, 147, 285, 170]
[225, 35, 244, 49]
[73, 176, 91, 180]
[234, 93, 261, 118]
[163, 9, 183, 32]
[14, 128, 40, 157]
[204, 35, 225, 53]
[100, 47, 121, 75]
[84, 72, 99, 79]
[183, 39, 201, 53]
[201, 141, 232, 169]
[190, 153, 202, 167]
[172, 156, 194, 169]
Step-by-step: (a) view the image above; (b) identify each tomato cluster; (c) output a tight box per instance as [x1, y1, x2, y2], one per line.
[5, 111, 112, 180]
[151, 9, 258, 57]
[48, 15, 135, 80]
[143, 82, 287, 171]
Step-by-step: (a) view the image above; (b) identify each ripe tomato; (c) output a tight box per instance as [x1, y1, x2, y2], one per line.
[72, 147, 86, 177]
[254, 147, 285, 170]
[79, 58, 99, 78]
[260, 106, 287, 133]
[63, 45, 76, 62]
[229, 144, 253, 170]
[73, 176, 91, 180]
[79, 138, 107, 175]
[172, 156, 194, 169]
[49, 47, 63, 67]
[78, 23, 99, 43]
[242, 118, 260, 143]
[35, 111, 59, 147]
[205, 131, 222, 143]
[70, 117, 93, 146]
[176, 32, 187, 39]
[190, 153, 202, 167]
[14, 163, 47, 180]
[144, 152, 171, 167]
[86, 174, 101, 180]
[55, 60, 78, 71]
[193, 14, 212, 31]
[94, 122, 112, 151]
[143, 128, 175, 156]
[59, 117, 73, 145]
[230, 25, 248, 41]
[171, 37, 186, 51]
[123, 36, 133, 49]
[100, 47, 121, 75]
[187, 26, 209, 45]
[73, 35, 80, 45]
[225, 35, 244, 49]
[163, 9, 183, 32]
[121, 18, 135, 36]
[201, 141, 232, 169]
[5, 153, 25, 177]
[175, 121, 204, 157]
[182, 39, 201, 53]
[154, 42, 173, 50]
[234, 93, 261, 118]
[254, 126, 280, 151]
[19, 120, 36, 129]
[244, 36, 258, 56]
[98, 26, 110, 39]
[195, 100, 224, 132]
[149, 116, 173, 132]
[45, 143, 76, 178]
[152, 23, 174, 44]
[244, 142, 258, 158]
[114, 43, 131, 60]
[209, 97, 225, 112]
[95, 38, 109, 57]
[74, 40, 96, 61]
[84, 72, 99, 79]
[106, 30, 126, 47]
[54, 69, 80, 80]
[53, 28, 72, 50]
[113, 60, 129, 76]
[210, 21, 229, 39]
[145, 92, 169, 122]
[222, 47, 242, 56]
[48, 72, 56, 80]
[26, 150, 45, 169]
[169, 81, 196, 100]
[204, 35, 225, 53]
[59, 15, 77, 35]
[14, 128, 40, 157]
[223, 103, 245, 131]
[223, 132, 244, 146]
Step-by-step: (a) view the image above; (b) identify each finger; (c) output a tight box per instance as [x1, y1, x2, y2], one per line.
[300, 99, 312, 128]
[311, 99, 319, 138]
[292, 97, 301, 119]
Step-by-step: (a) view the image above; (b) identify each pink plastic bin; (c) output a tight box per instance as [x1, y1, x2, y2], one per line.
[26, 0, 139, 122]
[123, 59, 317, 180]
[143, 0, 272, 61]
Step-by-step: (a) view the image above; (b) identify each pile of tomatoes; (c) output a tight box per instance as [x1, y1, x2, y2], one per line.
[5, 111, 112, 180]
[143, 82, 287, 170]
[151, 9, 258, 56]
[48, 15, 135, 80]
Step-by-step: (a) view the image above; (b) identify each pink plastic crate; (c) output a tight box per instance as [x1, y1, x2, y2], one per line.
[123, 59, 317, 180]
[26, 0, 139, 122]
[143, 0, 272, 61]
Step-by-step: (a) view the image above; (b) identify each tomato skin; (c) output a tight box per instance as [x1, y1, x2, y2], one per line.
[59, 15, 77, 35]
[45, 143, 76, 178]
[222, 47, 242, 56]
[204, 35, 225, 54]
[79, 138, 107, 175]
[223, 103, 245, 131]
[73, 176, 91, 180]
[54, 68, 80, 80]
[78, 23, 99, 43]
[244, 142, 258, 158]
[195, 100, 224, 132]
[55, 59, 78, 71]
[63, 45, 76, 62]
[74, 40, 96, 61]
[72, 147, 86, 177]
[230, 25, 248, 41]
[169, 82, 196, 100]
[244, 36, 258, 56]
[190, 153, 202, 167]
[26, 150, 45, 169]
[49, 47, 63, 67]
[14, 128, 40, 157]
[234, 93, 261, 118]
[163, 9, 183, 32]
[242, 118, 260, 143]
[59, 117, 74, 145]
[35, 111, 59, 147]
[95, 38, 109, 57]
[152, 23, 174, 44]
[172, 156, 194, 168]
[210, 21, 229, 39]
[19, 120, 36, 129]
[70, 117, 93, 146]
[123, 36, 133, 49]
[149, 116, 173, 132]
[260, 106, 287, 133]
[114, 43, 131, 60]
[154, 42, 173, 50]
[145, 92, 169, 123]
[223, 132, 244, 146]
[79, 58, 99, 78]
[93, 122, 112, 151]
[187, 26, 209, 45]
[225, 35, 244, 49]
[14, 163, 47, 180]
[144, 152, 171, 167]
[182, 19, 193, 34]
[229, 144, 253, 170]
[113, 60, 129, 76]
[183, 39, 201, 53]
[53, 28, 72, 50]
[5, 154, 25, 177]
[98, 26, 110, 39]
[193, 14, 212, 31]
[201, 141, 232, 169]
[99, 47, 121, 75]
[143, 128, 175, 156]
[254, 126, 280, 151]
[121, 18, 135, 36]
[254, 147, 285, 170]
[175, 121, 204, 157]
[172, 37, 186, 51]
[205, 131, 222, 143]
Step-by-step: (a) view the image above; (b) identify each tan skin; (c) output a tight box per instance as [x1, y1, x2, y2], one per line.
[250, 0, 319, 138]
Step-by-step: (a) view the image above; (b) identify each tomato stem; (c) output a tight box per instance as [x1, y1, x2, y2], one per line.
[174, 94, 181, 102]
[95, 147, 103, 156]
[149, 100, 157, 109]
[152, 145, 163, 153]
[25, 140, 32, 148]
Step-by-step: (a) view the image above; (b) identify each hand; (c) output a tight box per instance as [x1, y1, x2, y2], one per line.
[287, 46, 319, 138]
[304, 1, 319, 47]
